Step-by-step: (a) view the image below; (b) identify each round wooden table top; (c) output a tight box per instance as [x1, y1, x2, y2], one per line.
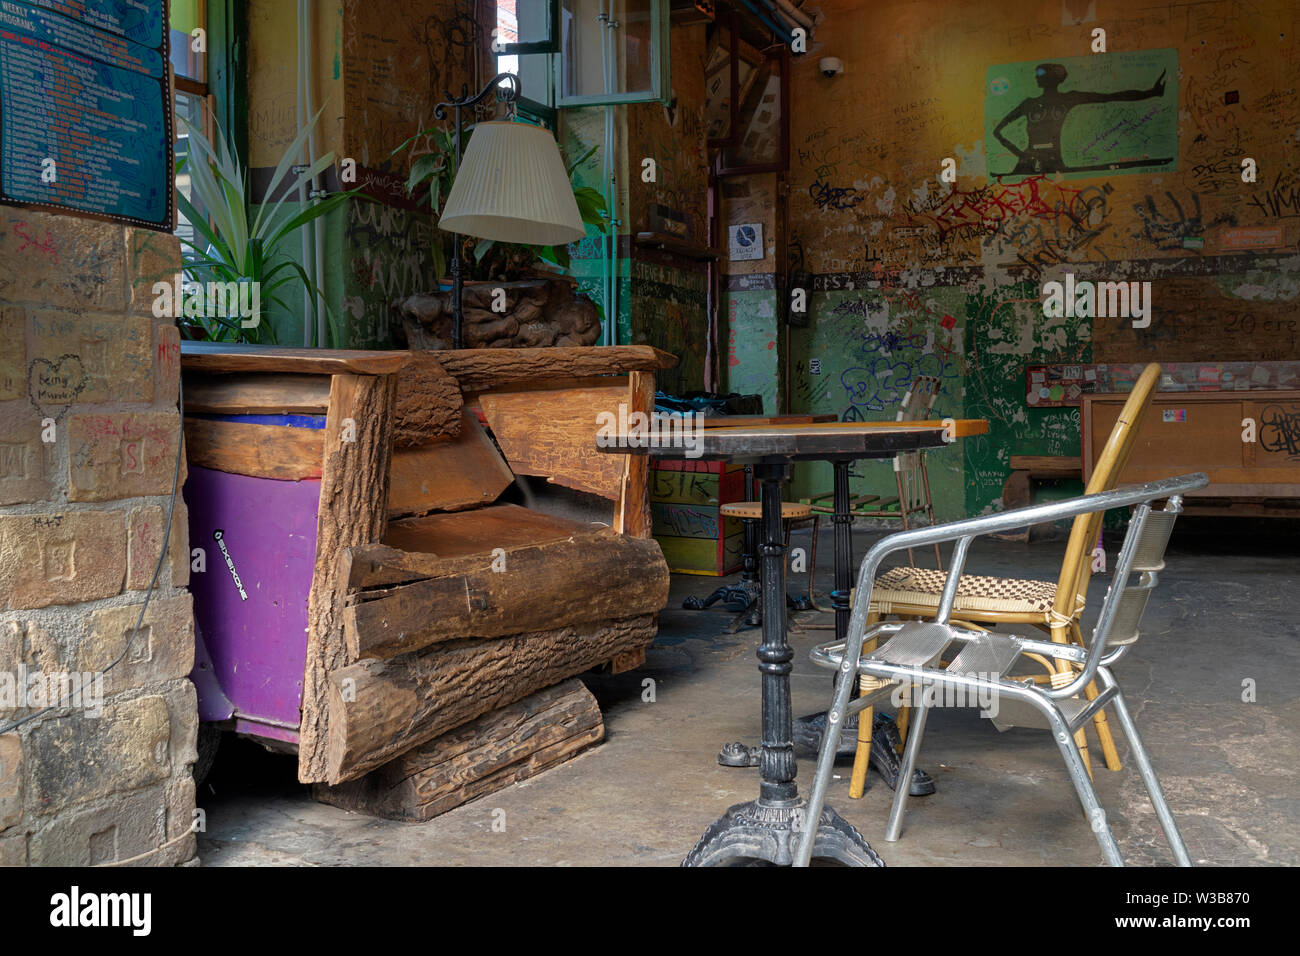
[598, 419, 989, 463]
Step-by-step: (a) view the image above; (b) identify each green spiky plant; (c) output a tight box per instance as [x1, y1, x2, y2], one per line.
[175, 106, 356, 345]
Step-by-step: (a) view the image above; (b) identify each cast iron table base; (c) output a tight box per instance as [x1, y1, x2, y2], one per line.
[683, 461, 882, 866]
[682, 799, 884, 867]
[711, 460, 932, 794]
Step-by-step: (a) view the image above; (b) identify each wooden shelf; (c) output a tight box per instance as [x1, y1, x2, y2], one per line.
[634, 232, 721, 260]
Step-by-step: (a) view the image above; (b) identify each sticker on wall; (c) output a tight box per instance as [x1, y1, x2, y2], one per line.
[1025, 362, 1300, 407]
[1221, 226, 1286, 250]
[1163, 409, 1186, 423]
[985, 49, 1178, 181]
[728, 223, 764, 261]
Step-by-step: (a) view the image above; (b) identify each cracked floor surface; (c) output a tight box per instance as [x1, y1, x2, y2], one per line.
[197, 518, 1299, 866]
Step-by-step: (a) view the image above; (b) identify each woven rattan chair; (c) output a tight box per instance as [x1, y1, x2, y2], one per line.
[846, 363, 1163, 797]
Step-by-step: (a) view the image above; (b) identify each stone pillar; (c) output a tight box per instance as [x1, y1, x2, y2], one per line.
[0, 211, 196, 866]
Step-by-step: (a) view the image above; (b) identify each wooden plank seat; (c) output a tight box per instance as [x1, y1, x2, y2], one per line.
[382, 503, 597, 558]
[180, 342, 678, 797]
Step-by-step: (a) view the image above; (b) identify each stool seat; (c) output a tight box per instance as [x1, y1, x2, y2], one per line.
[720, 501, 812, 520]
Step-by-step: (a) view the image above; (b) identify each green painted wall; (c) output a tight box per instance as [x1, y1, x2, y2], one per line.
[960, 282, 1089, 517]
[632, 259, 707, 396]
[786, 286, 970, 523]
[723, 287, 780, 414]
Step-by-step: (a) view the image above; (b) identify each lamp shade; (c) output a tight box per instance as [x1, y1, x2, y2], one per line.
[438, 121, 587, 246]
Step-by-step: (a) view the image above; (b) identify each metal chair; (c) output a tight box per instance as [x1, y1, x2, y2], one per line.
[795, 472, 1207, 867]
[848, 363, 1164, 797]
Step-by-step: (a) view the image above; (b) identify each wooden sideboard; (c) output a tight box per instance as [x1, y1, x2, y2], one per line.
[1082, 389, 1300, 515]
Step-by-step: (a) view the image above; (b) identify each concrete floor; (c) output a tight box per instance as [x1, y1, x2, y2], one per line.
[197, 519, 1300, 866]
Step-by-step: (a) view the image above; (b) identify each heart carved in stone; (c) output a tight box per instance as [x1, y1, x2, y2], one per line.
[27, 352, 87, 410]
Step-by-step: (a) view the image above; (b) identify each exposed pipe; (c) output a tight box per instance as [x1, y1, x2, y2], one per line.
[734, 0, 788, 39]
[605, 15, 620, 347]
[295, 1, 313, 345]
[779, 173, 790, 414]
[599, 0, 617, 347]
[301, 0, 327, 348]
[764, 2, 802, 35]
[772, 0, 814, 32]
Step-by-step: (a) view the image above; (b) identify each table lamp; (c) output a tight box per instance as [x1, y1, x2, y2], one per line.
[435, 74, 586, 348]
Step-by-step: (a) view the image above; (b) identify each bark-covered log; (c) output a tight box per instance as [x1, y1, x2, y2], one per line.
[298, 372, 397, 784]
[391, 352, 462, 447]
[342, 531, 669, 660]
[311, 678, 603, 821]
[438, 345, 676, 392]
[324, 615, 657, 783]
[391, 278, 604, 351]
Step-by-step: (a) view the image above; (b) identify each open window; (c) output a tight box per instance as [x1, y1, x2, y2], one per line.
[171, 0, 210, 244]
[556, 0, 671, 106]
[495, 0, 671, 111]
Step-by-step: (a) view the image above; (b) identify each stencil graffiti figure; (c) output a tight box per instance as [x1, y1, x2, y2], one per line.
[993, 63, 1171, 175]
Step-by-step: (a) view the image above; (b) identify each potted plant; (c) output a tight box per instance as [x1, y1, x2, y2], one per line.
[174, 107, 356, 344]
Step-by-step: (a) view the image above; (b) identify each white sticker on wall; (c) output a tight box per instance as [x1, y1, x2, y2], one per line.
[728, 223, 764, 261]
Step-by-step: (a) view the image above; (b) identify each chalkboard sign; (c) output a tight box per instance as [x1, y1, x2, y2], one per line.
[0, 0, 173, 230]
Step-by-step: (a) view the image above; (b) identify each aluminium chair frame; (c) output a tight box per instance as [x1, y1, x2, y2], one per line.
[794, 472, 1209, 868]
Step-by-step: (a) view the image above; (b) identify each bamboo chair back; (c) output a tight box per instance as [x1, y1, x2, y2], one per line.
[896, 375, 941, 422]
[1050, 363, 1161, 628]
[893, 375, 941, 483]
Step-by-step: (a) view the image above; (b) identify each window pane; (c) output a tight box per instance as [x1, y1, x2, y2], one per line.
[496, 0, 555, 51]
[720, 52, 786, 171]
[174, 90, 206, 245]
[170, 0, 207, 84]
[560, 0, 656, 100]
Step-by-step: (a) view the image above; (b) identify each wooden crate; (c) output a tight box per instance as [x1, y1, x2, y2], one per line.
[650, 458, 747, 575]
[1082, 389, 1300, 509]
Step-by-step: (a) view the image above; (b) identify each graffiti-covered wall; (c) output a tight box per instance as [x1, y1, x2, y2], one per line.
[628, 22, 711, 394]
[782, 0, 1299, 518]
[247, 0, 485, 348]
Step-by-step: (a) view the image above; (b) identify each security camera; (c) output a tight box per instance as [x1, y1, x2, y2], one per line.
[819, 57, 844, 78]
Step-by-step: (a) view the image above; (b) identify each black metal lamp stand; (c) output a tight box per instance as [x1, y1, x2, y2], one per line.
[434, 72, 522, 350]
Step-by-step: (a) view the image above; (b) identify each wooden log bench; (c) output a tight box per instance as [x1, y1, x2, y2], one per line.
[313, 678, 604, 821]
[181, 342, 677, 806]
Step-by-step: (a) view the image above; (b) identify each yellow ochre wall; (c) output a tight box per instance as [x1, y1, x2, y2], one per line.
[788, 0, 1295, 275]
[773, 0, 1299, 518]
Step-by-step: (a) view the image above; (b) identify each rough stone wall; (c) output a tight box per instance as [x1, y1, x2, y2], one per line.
[0, 210, 196, 866]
